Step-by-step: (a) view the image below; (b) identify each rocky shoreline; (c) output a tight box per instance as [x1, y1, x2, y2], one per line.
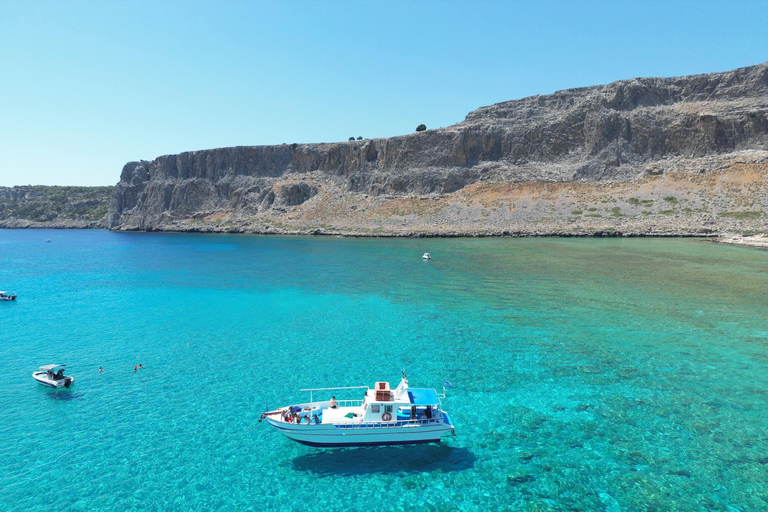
[108, 150, 768, 239]
[711, 233, 768, 249]
[0, 218, 106, 229]
[3, 64, 767, 244]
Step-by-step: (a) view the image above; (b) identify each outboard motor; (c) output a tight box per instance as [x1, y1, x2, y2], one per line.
[64, 379, 71, 388]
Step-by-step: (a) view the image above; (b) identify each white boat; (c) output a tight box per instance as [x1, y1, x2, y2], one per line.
[260, 373, 455, 447]
[0, 291, 17, 301]
[33, 364, 75, 388]
[422, 253, 432, 260]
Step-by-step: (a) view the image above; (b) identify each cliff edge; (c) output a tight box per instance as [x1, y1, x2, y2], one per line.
[109, 63, 768, 236]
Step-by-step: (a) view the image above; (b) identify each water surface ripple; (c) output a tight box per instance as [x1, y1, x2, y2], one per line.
[1, 230, 767, 511]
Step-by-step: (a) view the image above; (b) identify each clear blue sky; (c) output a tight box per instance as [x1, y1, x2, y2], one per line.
[1, 0, 767, 186]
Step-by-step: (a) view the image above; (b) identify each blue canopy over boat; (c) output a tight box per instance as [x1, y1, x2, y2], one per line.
[407, 388, 441, 405]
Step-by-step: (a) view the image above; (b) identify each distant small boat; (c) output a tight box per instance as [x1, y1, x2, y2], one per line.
[0, 291, 17, 301]
[33, 364, 75, 388]
[422, 253, 432, 260]
[46, 239, 51, 243]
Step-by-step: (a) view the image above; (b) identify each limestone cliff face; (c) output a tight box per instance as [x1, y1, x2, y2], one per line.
[108, 63, 768, 234]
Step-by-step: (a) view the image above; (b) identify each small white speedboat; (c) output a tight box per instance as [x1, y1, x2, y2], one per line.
[422, 253, 432, 260]
[260, 372, 454, 447]
[33, 364, 75, 388]
[0, 291, 17, 301]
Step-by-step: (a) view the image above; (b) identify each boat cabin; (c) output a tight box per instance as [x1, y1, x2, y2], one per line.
[358, 379, 442, 423]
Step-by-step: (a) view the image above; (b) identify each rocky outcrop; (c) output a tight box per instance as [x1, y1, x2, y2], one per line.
[109, 62, 768, 235]
[0, 186, 112, 229]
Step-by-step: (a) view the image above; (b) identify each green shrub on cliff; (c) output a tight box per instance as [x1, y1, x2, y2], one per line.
[416, 124, 427, 132]
[719, 211, 762, 220]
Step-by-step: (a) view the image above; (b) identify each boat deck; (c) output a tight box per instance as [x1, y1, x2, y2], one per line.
[319, 406, 363, 423]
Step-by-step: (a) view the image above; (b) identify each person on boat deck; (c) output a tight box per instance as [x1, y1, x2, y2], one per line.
[56, 369, 65, 379]
[330, 397, 338, 409]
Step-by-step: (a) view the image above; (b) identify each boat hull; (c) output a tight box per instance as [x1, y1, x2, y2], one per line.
[33, 372, 74, 388]
[266, 418, 453, 447]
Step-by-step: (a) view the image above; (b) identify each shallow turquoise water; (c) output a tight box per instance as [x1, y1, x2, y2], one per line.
[1, 230, 768, 511]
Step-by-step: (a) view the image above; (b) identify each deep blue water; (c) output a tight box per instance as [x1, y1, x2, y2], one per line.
[1, 230, 768, 511]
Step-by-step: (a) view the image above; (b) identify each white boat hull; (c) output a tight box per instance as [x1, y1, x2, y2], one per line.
[33, 372, 74, 388]
[266, 417, 454, 447]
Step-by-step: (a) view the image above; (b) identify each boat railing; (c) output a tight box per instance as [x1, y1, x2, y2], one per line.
[300, 385, 369, 405]
[336, 399, 364, 407]
[300, 385, 369, 392]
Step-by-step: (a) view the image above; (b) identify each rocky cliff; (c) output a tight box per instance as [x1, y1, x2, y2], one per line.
[108, 63, 768, 236]
[0, 186, 112, 229]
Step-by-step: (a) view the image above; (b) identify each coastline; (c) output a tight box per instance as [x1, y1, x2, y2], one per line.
[3, 155, 765, 244]
[7, 224, 768, 254]
[0, 219, 106, 229]
[711, 234, 768, 250]
[106, 152, 768, 239]
[2, 222, 718, 239]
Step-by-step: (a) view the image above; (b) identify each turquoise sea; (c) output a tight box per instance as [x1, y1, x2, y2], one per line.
[1, 230, 768, 511]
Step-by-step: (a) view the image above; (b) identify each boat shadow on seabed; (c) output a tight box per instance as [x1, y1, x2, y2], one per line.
[291, 443, 476, 476]
[39, 389, 85, 401]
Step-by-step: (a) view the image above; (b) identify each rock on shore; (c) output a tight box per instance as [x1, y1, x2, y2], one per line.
[714, 233, 768, 249]
[106, 61, 767, 236]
